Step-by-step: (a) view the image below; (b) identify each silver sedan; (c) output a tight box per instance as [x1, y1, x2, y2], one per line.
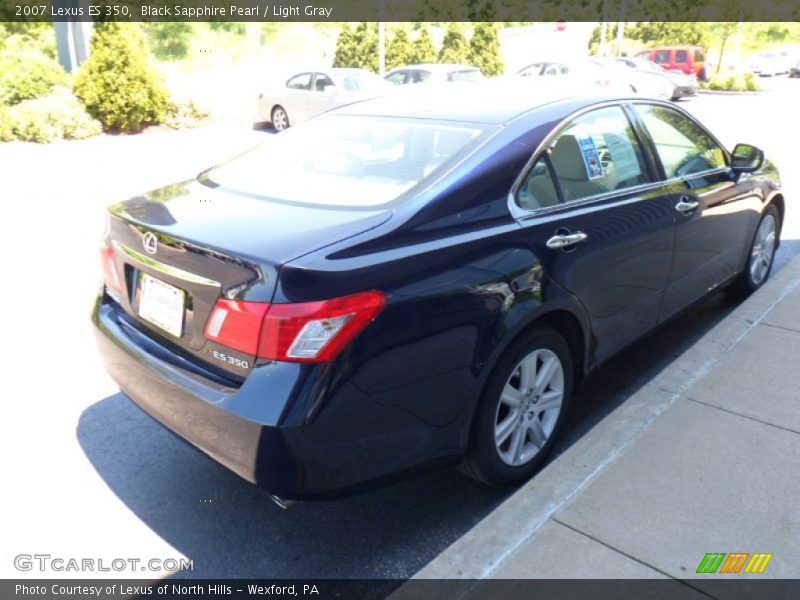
[256, 68, 391, 131]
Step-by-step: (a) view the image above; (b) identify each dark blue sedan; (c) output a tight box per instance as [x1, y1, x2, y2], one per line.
[93, 80, 784, 503]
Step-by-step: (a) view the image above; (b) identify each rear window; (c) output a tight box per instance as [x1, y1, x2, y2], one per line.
[206, 116, 492, 207]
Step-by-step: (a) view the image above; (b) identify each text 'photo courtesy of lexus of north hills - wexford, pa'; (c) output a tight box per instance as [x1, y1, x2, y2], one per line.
[93, 79, 784, 506]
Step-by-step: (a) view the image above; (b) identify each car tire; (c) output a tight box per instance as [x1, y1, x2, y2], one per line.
[727, 204, 780, 300]
[271, 106, 290, 131]
[461, 325, 574, 487]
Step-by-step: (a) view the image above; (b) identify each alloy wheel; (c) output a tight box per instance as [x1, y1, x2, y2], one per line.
[750, 214, 776, 285]
[272, 107, 289, 131]
[494, 348, 564, 467]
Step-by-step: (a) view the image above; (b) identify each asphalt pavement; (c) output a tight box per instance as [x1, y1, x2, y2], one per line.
[1, 76, 798, 582]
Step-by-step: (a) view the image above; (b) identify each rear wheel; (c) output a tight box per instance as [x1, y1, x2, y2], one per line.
[461, 325, 573, 487]
[271, 106, 289, 131]
[727, 204, 779, 300]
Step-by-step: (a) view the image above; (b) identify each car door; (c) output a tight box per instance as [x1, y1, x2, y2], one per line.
[305, 72, 339, 118]
[282, 72, 314, 121]
[631, 102, 762, 323]
[514, 104, 676, 365]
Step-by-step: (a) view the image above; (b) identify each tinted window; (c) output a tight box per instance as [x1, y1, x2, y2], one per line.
[287, 73, 312, 90]
[675, 50, 688, 63]
[314, 73, 335, 92]
[519, 63, 545, 76]
[545, 107, 652, 202]
[385, 71, 407, 85]
[411, 70, 432, 83]
[637, 104, 726, 178]
[653, 50, 670, 64]
[207, 116, 492, 207]
[517, 156, 559, 210]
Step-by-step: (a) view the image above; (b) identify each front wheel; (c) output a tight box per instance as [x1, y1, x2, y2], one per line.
[461, 325, 573, 487]
[727, 204, 780, 300]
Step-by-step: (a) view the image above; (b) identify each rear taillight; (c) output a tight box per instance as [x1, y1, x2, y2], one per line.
[205, 291, 386, 363]
[100, 245, 122, 293]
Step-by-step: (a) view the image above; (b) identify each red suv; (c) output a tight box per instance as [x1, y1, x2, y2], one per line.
[637, 46, 708, 80]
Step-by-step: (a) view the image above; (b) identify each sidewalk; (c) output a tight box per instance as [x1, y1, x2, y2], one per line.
[404, 253, 800, 591]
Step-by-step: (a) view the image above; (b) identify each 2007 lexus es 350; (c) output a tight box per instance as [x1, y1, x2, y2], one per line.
[93, 80, 784, 504]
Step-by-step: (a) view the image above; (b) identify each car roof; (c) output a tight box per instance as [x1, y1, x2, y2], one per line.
[334, 78, 619, 125]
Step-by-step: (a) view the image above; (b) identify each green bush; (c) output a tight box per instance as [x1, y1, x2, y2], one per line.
[0, 51, 68, 105]
[74, 23, 171, 132]
[469, 22, 504, 76]
[143, 23, 193, 61]
[386, 28, 412, 71]
[164, 98, 208, 130]
[3, 86, 102, 143]
[438, 24, 470, 64]
[704, 71, 761, 92]
[409, 26, 437, 64]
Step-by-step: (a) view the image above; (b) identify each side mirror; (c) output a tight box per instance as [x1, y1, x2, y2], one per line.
[731, 143, 764, 173]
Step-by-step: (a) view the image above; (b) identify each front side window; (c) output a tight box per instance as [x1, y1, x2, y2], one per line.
[517, 156, 559, 210]
[636, 104, 726, 178]
[206, 116, 492, 207]
[412, 70, 432, 83]
[675, 50, 689, 64]
[287, 73, 312, 90]
[694, 49, 704, 62]
[385, 70, 407, 85]
[544, 106, 652, 203]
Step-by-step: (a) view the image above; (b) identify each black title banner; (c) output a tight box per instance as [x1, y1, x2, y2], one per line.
[4, 0, 800, 22]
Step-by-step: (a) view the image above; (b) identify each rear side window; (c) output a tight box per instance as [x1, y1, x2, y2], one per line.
[654, 50, 670, 64]
[542, 106, 652, 203]
[636, 104, 726, 178]
[675, 50, 689, 64]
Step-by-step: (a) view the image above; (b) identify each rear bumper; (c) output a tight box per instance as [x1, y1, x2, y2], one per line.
[92, 292, 466, 498]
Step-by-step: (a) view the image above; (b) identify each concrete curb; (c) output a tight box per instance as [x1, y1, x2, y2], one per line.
[696, 88, 764, 96]
[398, 253, 800, 591]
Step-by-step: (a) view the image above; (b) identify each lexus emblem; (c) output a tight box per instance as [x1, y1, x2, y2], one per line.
[142, 232, 158, 254]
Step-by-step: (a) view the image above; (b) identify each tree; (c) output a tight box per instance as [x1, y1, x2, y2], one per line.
[332, 24, 357, 68]
[386, 28, 412, 70]
[709, 21, 738, 74]
[143, 23, 193, 61]
[409, 26, 437, 64]
[74, 23, 171, 132]
[438, 23, 470, 64]
[352, 22, 378, 73]
[469, 22, 504, 75]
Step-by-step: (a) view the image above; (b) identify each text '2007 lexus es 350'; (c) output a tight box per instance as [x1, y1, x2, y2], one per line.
[93, 80, 784, 504]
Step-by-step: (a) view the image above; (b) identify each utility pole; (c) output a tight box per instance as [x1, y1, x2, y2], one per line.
[378, 22, 386, 76]
[616, 0, 626, 56]
[52, 0, 92, 72]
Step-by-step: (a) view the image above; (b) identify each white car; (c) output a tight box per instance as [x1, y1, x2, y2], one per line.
[256, 68, 391, 131]
[517, 59, 636, 96]
[748, 51, 792, 77]
[384, 64, 485, 85]
[614, 57, 696, 100]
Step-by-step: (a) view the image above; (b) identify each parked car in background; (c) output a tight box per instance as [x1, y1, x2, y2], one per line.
[94, 79, 784, 502]
[384, 63, 485, 85]
[517, 59, 635, 95]
[791, 57, 800, 77]
[591, 57, 674, 99]
[256, 68, 391, 131]
[748, 50, 792, 77]
[615, 56, 697, 100]
[637, 46, 708, 80]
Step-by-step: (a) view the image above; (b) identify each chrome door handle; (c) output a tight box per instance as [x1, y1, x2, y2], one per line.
[675, 196, 699, 212]
[546, 231, 588, 249]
